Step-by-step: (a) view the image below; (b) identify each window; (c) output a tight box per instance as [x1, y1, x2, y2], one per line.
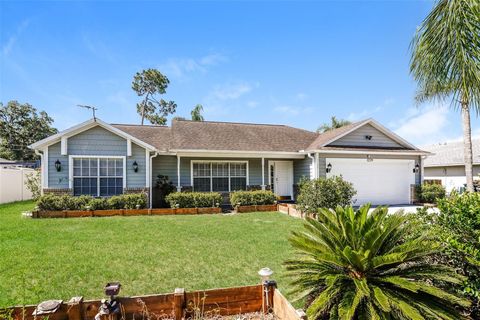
[192, 161, 247, 192]
[72, 157, 124, 196]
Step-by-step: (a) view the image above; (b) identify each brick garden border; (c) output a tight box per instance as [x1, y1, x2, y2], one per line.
[33, 207, 222, 218]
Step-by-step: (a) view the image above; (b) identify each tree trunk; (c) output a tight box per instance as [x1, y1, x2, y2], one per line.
[461, 101, 474, 192]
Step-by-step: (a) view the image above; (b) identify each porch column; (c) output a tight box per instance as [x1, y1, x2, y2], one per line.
[314, 153, 320, 179]
[261, 157, 265, 190]
[177, 155, 181, 192]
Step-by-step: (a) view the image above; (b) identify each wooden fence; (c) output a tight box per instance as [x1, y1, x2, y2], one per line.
[2, 284, 305, 320]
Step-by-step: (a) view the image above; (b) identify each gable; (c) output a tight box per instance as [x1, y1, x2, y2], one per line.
[327, 124, 406, 149]
[68, 126, 128, 155]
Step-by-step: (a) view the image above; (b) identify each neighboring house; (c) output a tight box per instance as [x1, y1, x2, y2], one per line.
[0, 158, 38, 169]
[423, 140, 480, 192]
[29, 117, 428, 207]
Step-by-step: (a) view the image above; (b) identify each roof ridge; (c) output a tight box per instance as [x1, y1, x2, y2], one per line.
[111, 123, 170, 128]
[173, 119, 289, 127]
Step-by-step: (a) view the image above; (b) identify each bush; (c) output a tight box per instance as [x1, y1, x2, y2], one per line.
[24, 170, 41, 200]
[230, 190, 276, 206]
[165, 192, 222, 208]
[428, 192, 480, 313]
[36, 193, 147, 211]
[415, 183, 446, 203]
[296, 176, 356, 212]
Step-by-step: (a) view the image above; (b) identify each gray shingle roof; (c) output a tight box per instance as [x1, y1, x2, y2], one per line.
[423, 139, 480, 167]
[111, 119, 425, 154]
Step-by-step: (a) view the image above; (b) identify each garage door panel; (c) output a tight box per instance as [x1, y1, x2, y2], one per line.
[326, 158, 415, 205]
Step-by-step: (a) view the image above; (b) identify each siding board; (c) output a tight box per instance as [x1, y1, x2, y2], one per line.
[328, 124, 404, 148]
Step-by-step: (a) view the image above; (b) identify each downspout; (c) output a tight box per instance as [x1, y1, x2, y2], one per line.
[149, 151, 158, 209]
[35, 150, 44, 195]
[307, 153, 316, 179]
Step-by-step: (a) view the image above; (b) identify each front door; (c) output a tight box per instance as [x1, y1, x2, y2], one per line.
[270, 161, 293, 198]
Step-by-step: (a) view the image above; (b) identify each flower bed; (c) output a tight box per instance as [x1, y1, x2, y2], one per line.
[234, 204, 278, 213]
[33, 207, 221, 218]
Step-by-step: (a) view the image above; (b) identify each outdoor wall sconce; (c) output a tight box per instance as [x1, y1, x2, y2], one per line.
[326, 163, 332, 173]
[365, 135, 373, 140]
[413, 163, 420, 173]
[54, 159, 61, 172]
[132, 161, 139, 172]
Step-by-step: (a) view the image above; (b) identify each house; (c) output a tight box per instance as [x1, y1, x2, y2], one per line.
[423, 140, 480, 192]
[29, 117, 429, 207]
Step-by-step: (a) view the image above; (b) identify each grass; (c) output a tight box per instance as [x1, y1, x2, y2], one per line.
[0, 201, 303, 308]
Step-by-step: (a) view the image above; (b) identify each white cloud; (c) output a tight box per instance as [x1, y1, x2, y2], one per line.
[393, 105, 449, 145]
[2, 19, 29, 56]
[296, 93, 308, 101]
[210, 82, 257, 100]
[347, 98, 393, 121]
[273, 105, 314, 116]
[159, 53, 227, 78]
[246, 101, 258, 108]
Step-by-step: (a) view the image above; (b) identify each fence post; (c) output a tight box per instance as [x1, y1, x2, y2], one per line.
[67, 296, 84, 320]
[174, 288, 185, 320]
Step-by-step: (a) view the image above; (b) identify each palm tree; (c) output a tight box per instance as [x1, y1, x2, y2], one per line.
[410, 0, 480, 192]
[191, 104, 204, 121]
[317, 116, 351, 133]
[285, 205, 470, 319]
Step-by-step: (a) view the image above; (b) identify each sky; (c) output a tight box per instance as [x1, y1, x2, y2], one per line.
[1, 0, 479, 147]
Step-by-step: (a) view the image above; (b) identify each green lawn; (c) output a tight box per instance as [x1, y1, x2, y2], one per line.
[0, 201, 303, 308]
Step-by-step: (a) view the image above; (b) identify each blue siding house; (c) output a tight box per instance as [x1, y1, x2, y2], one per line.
[30, 118, 429, 207]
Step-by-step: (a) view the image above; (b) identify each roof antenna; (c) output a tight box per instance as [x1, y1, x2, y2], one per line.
[77, 104, 98, 120]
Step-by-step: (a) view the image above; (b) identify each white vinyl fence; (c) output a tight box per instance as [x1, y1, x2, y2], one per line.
[0, 167, 35, 204]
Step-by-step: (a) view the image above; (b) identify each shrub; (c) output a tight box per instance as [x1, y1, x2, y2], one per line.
[413, 192, 480, 315]
[24, 170, 41, 200]
[165, 192, 222, 208]
[296, 176, 356, 212]
[229, 190, 276, 206]
[415, 183, 446, 203]
[36, 193, 147, 211]
[286, 204, 470, 319]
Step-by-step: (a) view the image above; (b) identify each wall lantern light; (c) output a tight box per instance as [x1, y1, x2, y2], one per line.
[326, 163, 332, 173]
[365, 135, 373, 140]
[413, 163, 420, 173]
[54, 159, 61, 172]
[132, 161, 139, 172]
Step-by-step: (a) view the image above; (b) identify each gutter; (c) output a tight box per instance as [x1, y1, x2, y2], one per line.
[307, 152, 316, 179]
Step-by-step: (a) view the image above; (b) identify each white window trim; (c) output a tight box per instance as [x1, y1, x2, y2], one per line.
[68, 155, 127, 195]
[190, 160, 249, 192]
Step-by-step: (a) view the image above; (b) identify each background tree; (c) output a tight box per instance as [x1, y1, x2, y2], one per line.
[171, 116, 186, 121]
[191, 104, 204, 121]
[132, 69, 177, 125]
[317, 116, 351, 133]
[0, 101, 57, 160]
[410, 0, 480, 191]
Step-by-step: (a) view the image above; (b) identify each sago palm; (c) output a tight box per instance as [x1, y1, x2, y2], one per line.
[285, 205, 470, 319]
[410, 0, 480, 191]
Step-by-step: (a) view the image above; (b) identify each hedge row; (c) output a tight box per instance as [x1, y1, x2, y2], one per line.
[230, 190, 276, 206]
[165, 192, 223, 208]
[36, 193, 147, 211]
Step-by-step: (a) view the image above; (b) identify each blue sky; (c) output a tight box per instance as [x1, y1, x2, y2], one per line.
[1, 1, 479, 146]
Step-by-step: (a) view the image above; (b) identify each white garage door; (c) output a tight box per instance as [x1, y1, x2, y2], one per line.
[326, 158, 416, 205]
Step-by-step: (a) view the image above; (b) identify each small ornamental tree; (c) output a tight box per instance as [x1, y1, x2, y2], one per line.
[297, 176, 356, 212]
[286, 205, 470, 319]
